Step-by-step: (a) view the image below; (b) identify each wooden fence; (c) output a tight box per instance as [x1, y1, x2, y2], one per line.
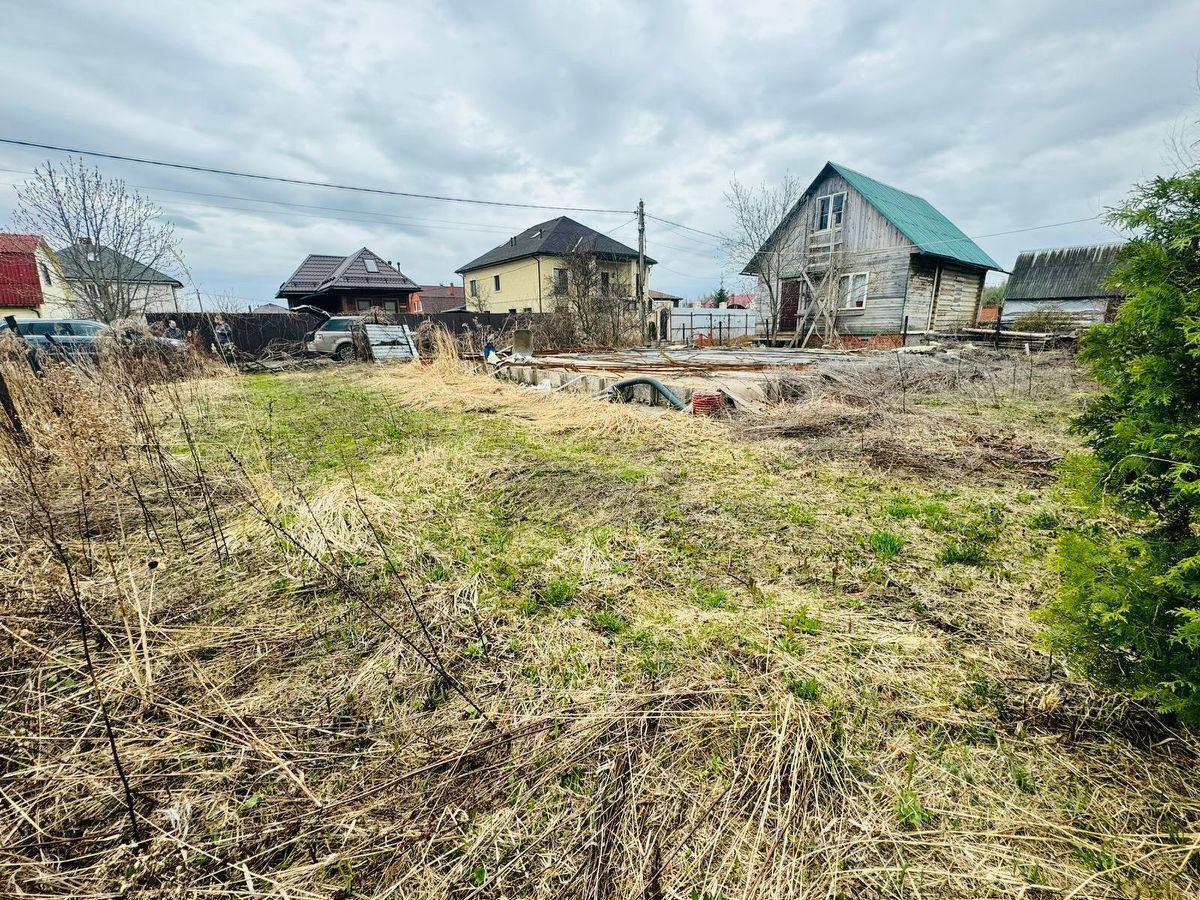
[148, 310, 541, 356]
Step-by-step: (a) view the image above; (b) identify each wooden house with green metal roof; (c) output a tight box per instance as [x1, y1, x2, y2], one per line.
[744, 162, 1002, 343]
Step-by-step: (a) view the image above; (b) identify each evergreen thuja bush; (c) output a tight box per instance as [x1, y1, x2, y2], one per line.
[1037, 165, 1200, 722]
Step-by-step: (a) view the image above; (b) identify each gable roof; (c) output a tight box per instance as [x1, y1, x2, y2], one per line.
[456, 216, 655, 274]
[648, 289, 683, 301]
[277, 248, 418, 299]
[752, 162, 1001, 273]
[826, 163, 1000, 270]
[1004, 243, 1125, 301]
[55, 243, 183, 286]
[0, 233, 52, 308]
[0, 234, 43, 254]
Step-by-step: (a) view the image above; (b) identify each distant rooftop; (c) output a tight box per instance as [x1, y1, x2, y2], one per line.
[277, 248, 418, 299]
[1004, 243, 1125, 301]
[56, 241, 183, 286]
[457, 216, 656, 273]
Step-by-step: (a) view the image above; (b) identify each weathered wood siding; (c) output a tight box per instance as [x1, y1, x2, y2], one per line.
[931, 262, 985, 330]
[772, 171, 917, 335]
[901, 257, 985, 333]
[903, 257, 938, 332]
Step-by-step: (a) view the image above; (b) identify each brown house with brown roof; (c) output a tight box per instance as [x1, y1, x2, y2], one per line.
[414, 283, 465, 313]
[276, 247, 419, 316]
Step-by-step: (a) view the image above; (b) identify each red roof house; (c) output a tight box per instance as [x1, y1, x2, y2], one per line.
[0, 234, 50, 310]
[0, 234, 74, 318]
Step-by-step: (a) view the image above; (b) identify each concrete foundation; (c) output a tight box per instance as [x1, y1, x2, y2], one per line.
[499, 364, 694, 407]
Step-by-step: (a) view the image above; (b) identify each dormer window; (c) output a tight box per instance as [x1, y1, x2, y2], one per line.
[364, 258, 379, 273]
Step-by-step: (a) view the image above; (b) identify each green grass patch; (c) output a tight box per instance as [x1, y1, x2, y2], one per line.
[869, 531, 905, 558]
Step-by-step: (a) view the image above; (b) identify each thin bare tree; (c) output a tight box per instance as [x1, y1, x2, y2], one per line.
[12, 158, 181, 322]
[722, 175, 805, 341]
[466, 278, 492, 314]
[547, 246, 636, 346]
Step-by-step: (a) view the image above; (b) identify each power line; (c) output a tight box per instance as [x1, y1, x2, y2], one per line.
[604, 217, 638, 235]
[0, 137, 634, 215]
[645, 213, 724, 241]
[0, 171, 537, 236]
[0, 141, 1113, 276]
[646, 237, 722, 257]
[654, 263, 725, 281]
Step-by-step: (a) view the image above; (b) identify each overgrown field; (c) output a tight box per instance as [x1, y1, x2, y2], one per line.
[3, 346, 1198, 899]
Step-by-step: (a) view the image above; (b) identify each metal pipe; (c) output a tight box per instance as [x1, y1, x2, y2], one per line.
[607, 376, 687, 411]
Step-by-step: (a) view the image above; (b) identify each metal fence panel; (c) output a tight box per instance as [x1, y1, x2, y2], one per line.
[363, 324, 418, 361]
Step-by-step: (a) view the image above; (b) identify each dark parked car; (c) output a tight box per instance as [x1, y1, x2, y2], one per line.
[0, 318, 186, 358]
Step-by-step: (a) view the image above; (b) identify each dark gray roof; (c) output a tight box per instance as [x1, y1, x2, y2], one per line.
[456, 216, 655, 274]
[55, 244, 183, 287]
[1004, 243, 1125, 301]
[277, 248, 418, 299]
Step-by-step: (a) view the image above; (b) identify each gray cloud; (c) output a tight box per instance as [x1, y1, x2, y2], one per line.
[2, 0, 1197, 302]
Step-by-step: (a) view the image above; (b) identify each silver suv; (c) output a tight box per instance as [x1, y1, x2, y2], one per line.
[304, 316, 360, 360]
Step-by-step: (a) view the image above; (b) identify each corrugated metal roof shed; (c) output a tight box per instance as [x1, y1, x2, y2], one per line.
[1004, 243, 1124, 300]
[827, 163, 1002, 271]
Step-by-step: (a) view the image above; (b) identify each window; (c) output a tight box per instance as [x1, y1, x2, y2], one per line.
[816, 192, 846, 231]
[508, 308, 517, 314]
[363, 257, 379, 273]
[553, 268, 567, 294]
[493, 274, 501, 292]
[384, 300, 398, 313]
[469, 279, 478, 298]
[39, 262, 52, 285]
[600, 271, 610, 293]
[22, 321, 67, 336]
[356, 298, 371, 311]
[838, 272, 869, 309]
[322, 317, 355, 332]
[523, 307, 532, 313]
[69, 321, 105, 336]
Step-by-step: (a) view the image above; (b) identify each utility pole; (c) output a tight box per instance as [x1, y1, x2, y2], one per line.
[636, 199, 646, 343]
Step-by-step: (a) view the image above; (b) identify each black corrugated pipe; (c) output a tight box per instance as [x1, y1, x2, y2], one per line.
[607, 376, 688, 411]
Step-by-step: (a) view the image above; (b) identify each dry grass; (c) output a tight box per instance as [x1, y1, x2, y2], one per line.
[1, 340, 1198, 899]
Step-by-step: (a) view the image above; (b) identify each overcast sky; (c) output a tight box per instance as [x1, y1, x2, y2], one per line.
[1, 0, 1197, 306]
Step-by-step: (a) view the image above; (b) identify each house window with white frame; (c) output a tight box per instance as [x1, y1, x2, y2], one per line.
[816, 192, 846, 231]
[553, 267, 567, 294]
[469, 279, 478, 298]
[493, 274, 501, 292]
[839, 272, 868, 309]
